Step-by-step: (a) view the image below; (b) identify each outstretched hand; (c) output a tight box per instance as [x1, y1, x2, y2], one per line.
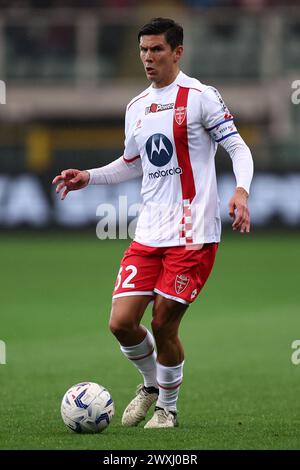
[52, 169, 90, 200]
[228, 187, 250, 233]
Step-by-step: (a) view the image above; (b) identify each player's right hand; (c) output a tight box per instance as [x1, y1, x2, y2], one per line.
[228, 187, 250, 233]
[52, 169, 90, 200]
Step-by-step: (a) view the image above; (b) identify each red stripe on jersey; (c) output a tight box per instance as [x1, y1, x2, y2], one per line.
[123, 155, 140, 163]
[173, 86, 196, 203]
[127, 92, 149, 111]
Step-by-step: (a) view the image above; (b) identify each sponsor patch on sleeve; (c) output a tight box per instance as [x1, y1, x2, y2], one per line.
[206, 118, 238, 143]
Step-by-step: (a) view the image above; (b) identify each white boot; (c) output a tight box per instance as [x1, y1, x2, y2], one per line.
[122, 384, 158, 427]
[144, 406, 178, 428]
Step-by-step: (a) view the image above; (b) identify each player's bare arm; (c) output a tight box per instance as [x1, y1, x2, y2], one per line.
[228, 187, 250, 233]
[52, 169, 90, 200]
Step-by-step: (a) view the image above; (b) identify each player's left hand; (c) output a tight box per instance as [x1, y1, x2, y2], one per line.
[228, 187, 250, 233]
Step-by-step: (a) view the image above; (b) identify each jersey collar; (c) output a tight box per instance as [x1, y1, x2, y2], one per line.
[150, 71, 183, 96]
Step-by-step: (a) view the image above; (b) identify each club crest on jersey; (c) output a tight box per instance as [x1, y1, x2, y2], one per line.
[174, 106, 187, 125]
[175, 274, 190, 294]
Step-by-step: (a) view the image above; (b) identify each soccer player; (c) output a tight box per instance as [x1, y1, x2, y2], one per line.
[53, 18, 253, 428]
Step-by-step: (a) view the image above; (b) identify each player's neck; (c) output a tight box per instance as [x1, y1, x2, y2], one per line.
[152, 69, 180, 89]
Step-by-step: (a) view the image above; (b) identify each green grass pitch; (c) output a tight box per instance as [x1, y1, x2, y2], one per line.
[0, 231, 299, 450]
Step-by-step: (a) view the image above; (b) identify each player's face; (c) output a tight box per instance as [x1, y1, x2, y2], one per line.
[139, 34, 183, 88]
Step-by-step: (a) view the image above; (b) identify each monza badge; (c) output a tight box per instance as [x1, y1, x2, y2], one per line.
[174, 106, 187, 125]
[175, 274, 190, 294]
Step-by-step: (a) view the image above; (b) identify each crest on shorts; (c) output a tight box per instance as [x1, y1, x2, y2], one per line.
[174, 106, 187, 125]
[175, 274, 190, 294]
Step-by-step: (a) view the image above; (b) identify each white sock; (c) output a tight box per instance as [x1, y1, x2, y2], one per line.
[120, 329, 158, 388]
[156, 361, 184, 412]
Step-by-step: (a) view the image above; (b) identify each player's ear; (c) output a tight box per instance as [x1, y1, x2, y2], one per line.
[174, 45, 183, 62]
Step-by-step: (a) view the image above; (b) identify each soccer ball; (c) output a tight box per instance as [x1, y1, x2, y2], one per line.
[61, 382, 114, 433]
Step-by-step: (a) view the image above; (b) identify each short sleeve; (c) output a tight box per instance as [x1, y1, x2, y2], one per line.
[200, 87, 239, 143]
[124, 107, 139, 160]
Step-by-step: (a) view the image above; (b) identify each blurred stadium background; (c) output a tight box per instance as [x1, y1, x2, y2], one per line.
[1, 0, 300, 451]
[0, 0, 300, 228]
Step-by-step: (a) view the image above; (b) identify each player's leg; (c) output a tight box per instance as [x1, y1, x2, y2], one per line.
[110, 241, 161, 389]
[144, 243, 218, 428]
[109, 241, 163, 426]
[144, 295, 187, 428]
[151, 294, 187, 366]
[109, 295, 158, 388]
[109, 296, 159, 426]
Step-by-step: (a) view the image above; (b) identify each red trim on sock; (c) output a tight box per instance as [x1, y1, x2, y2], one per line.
[129, 348, 154, 361]
[158, 381, 182, 390]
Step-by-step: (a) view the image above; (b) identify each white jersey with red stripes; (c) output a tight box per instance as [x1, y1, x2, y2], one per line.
[123, 71, 238, 247]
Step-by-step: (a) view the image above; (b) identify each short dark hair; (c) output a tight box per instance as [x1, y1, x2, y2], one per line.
[138, 18, 183, 50]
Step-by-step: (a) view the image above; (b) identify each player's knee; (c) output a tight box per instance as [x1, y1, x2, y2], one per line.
[151, 300, 185, 338]
[151, 316, 170, 337]
[108, 319, 136, 338]
[108, 319, 125, 337]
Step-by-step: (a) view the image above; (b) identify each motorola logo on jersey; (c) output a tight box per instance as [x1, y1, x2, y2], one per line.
[146, 133, 173, 167]
[149, 167, 182, 179]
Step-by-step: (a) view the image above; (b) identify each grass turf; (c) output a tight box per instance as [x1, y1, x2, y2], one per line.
[0, 231, 299, 450]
